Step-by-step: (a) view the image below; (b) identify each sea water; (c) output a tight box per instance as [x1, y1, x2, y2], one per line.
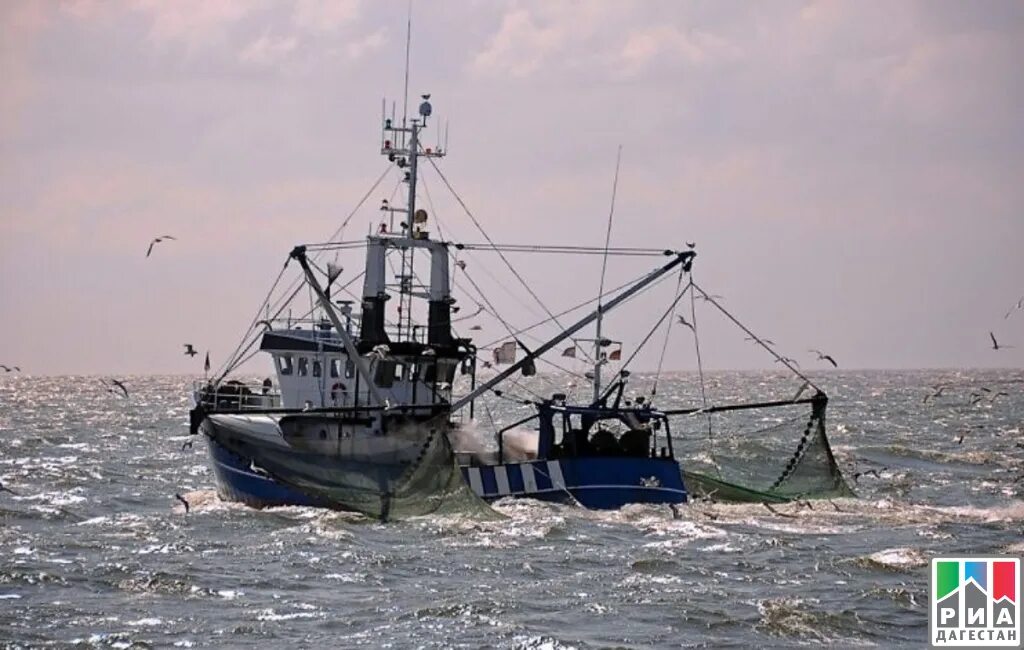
[0, 370, 1021, 648]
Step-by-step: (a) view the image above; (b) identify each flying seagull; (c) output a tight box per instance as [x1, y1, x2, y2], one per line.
[745, 337, 776, 346]
[774, 356, 800, 368]
[989, 332, 1013, 350]
[0, 365, 20, 372]
[183, 344, 198, 357]
[469, 325, 483, 331]
[698, 294, 724, 302]
[809, 349, 838, 367]
[174, 493, 190, 514]
[685, 242, 696, 249]
[675, 315, 694, 331]
[146, 235, 176, 258]
[103, 378, 129, 398]
[923, 384, 948, 403]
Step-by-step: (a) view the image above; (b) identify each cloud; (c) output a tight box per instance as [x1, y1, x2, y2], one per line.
[129, 0, 255, 51]
[0, 3, 51, 139]
[292, 0, 360, 33]
[347, 27, 388, 60]
[618, 25, 738, 74]
[471, 8, 563, 78]
[239, 33, 299, 66]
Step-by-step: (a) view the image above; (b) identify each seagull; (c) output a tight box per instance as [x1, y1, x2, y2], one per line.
[809, 349, 838, 367]
[103, 378, 129, 398]
[745, 337, 776, 346]
[174, 493, 190, 514]
[990, 332, 1014, 350]
[774, 356, 800, 368]
[1004, 297, 1024, 319]
[368, 344, 391, 360]
[181, 440, 193, 451]
[698, 294, 724, 302]
[0, 480, 17, 495]
[145, 235, 176, 258]
[685, 242, 696, 249]
[675, 315, 694, 331]
[989, 391, 1008, 403]
[469, 325, 483, 331]
[762, 503, 796, 518]
[853, 468, 882, 483]
[956, 434, 965, 445]
[0, 365, 20, 372]
[183, 344, 198, 357]
[923, 384, 948, 404]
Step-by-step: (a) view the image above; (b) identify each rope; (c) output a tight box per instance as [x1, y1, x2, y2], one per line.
[426, 157, 586, 353]
[688, 278, 715, 467]
[651, 266, 686, 398]
[691, 283, 821, 392]
[599, 278, 692, 398]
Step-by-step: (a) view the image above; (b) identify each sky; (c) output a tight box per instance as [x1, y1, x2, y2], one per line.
[1, 0, 1022, 376]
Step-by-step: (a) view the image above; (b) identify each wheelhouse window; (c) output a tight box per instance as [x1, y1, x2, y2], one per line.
[312, 360, 322, 378]
[374, 360, 396, 388]
[345, 359, 355, 379]
[277, 355, 294, 376]
[394, 362, 405, 381]
[297, 357, 309, 377]
[329, 359, 340, 378]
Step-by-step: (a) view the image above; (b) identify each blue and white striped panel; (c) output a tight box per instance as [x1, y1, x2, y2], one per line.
[462, 461, 566, 498]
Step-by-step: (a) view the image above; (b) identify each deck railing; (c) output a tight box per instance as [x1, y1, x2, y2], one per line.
[192, 380, 282, 411]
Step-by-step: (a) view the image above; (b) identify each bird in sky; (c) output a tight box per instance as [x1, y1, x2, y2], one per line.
[809, 349, 838, 367]
[698, 293, 725, 302]
[103, 378, 129, 398]
[989, 332, 1014, 350]
[146, 235, 176, 258]
[685, 242, 696, 249]
[675, 315, 694, 331]
[469, 325, 483, 331]
[183, 344, 198, 357]
[774, 356, 800, 368]
[0, 365, 20, 372]
[745, 337, 776, 346]
[1004, 297, 1023, 319]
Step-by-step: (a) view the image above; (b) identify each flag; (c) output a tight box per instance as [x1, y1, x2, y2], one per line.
[609, 348, 622, 361]
[493, 341, 516, 365]
[562, 346, 576, 358]
[204, 352, 211, 373]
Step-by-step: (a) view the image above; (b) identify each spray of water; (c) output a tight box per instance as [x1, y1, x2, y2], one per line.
[450, 420, 539, 463]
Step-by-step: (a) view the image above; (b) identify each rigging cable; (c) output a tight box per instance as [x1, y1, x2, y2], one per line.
[426, 157, 591, 353]
[651, 265, 687, 398]
[688, 278, 714, 458]
[691, 283, 821, 394]
[597, 274, 691, 401]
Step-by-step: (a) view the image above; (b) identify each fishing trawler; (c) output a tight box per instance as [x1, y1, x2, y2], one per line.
[187, 36, 854, 516]
[187, 79, 715, 518]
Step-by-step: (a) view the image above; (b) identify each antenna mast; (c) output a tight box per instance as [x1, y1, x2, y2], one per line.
[593, 145, 622, 402]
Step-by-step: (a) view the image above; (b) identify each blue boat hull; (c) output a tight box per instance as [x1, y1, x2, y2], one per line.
[461, 457, 687, 509]
[207, 436, 330, 508]
[208, 436, 687, 511]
